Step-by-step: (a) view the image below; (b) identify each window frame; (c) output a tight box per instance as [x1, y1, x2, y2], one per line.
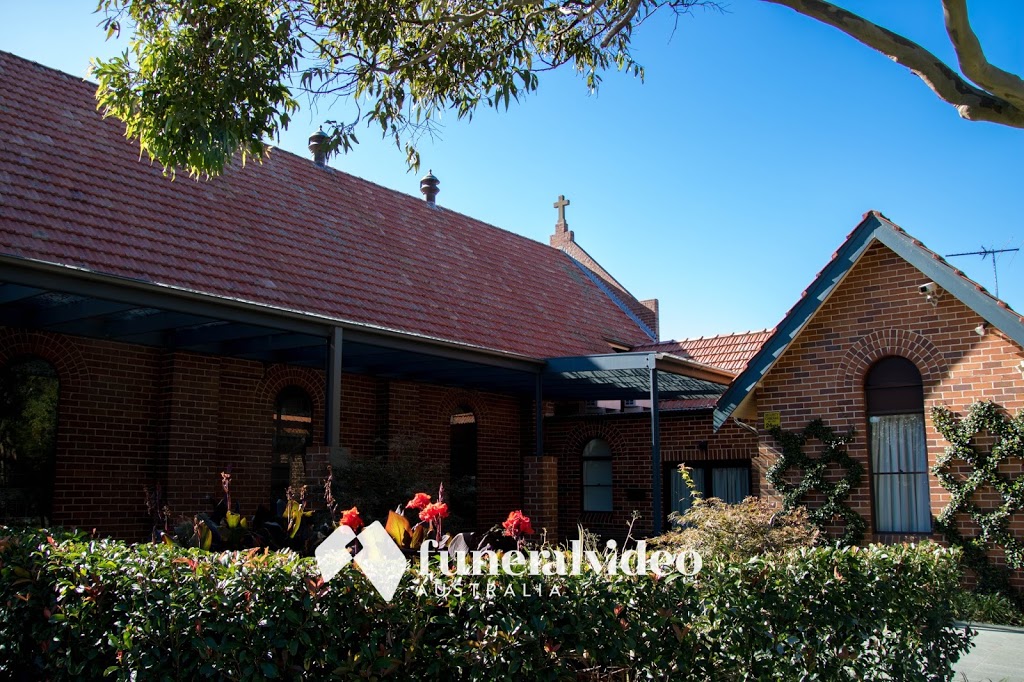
[865, 356, 932, 536]
[270, 385, 313, 503]
[581, 438, 614, 513]
[664, 460, 752, 519]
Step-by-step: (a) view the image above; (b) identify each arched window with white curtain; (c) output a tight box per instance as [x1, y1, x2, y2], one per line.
[866, 356, 931, 534]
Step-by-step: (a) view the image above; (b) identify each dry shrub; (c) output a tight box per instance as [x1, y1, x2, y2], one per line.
[651, 496, 820, 562]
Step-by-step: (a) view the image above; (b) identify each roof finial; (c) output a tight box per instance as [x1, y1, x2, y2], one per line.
[308, 128, 329, 167]
[420, 170, 440, 205]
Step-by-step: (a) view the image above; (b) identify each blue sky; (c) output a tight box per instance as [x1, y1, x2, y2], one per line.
[2, 1, 1022, 341]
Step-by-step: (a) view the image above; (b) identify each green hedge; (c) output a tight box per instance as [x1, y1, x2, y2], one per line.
[0, 528, 971, 680]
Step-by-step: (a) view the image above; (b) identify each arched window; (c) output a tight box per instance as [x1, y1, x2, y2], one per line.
[583, 438, 613, 512]
[0, 356, 59, 523]
[271, 386, 313, 503]
[866, 356, 931, 534]
[449, 407, 478, 527]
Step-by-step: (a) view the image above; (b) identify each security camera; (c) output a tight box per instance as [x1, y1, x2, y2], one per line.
[919, 282, 942, 306]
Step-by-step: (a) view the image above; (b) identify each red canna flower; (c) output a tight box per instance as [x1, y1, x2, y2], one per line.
[419, 502, 449, 524]
[502, 510, 535, 538]
[406, 492, 432, 511]
[339, 506, 363, 532]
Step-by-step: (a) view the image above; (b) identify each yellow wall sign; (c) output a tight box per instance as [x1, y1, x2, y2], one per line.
[763, 412, 781, 429]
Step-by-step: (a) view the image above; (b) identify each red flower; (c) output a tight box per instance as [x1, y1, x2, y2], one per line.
[406, 492, 432, 511]
[502, 510, 534, 538]
[339, 506, 363, 532]
[419, 502, 449, 524]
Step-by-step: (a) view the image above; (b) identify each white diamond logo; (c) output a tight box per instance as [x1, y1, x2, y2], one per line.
[315, 521, 409, 602]
[314, 524, 356, 583]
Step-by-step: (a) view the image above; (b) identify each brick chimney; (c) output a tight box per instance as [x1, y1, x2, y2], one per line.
[420, 170, 440, 205]
[308, 129, 329, 167]
[640, 299, 659, 339]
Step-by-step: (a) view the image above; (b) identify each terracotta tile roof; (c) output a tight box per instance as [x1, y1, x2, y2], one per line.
[0, 51, 652, 359]
[633, 330, 773, 374]
[632, 330, 772, 411]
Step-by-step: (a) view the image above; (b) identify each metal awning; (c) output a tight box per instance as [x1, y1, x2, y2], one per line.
[0, 255, 737, 536]
[0, 256, 731, 401]
[543, 353, 731, 401]
[0, 255, 542, 384]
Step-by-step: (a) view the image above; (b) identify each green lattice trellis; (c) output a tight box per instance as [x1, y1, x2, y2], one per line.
[767, 419, 866, 546]
[933, 401, 1024, 596]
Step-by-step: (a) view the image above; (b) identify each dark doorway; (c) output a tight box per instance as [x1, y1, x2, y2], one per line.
[449, 408, 477, 529]
[0, 356, 59, 524]
[271, 386, 313, 508]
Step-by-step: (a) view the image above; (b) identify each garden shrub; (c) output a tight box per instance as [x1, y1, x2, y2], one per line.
[329, 449, 445, 526]
[952, 590, 1024, 627]
[0, 526, 972, 681]
[654, 495, 820, 563]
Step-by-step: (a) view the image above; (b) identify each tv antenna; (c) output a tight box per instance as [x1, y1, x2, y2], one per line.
[945, 246, 1019, 298]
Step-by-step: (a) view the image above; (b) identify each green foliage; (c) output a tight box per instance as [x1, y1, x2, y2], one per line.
[330, 449, 444, 525]
[0, 360, 59, 467]
[932, 400, 1024, 600]
[94, 0, 301, 177]
[768, 419, 867, 545]
[92, 0, 710, 177]
[952, 590, 1024, 627]
[654, 493, 820, 563]
[0, 526, 972, 680]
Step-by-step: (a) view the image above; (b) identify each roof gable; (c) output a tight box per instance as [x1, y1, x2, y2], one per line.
[0, 51, 652, 359]
[713, 211, 1024, 429]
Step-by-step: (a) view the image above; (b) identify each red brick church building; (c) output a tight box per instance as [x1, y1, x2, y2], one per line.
[2, 51, 1022, 564]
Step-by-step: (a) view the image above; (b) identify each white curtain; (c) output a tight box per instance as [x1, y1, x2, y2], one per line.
[712, 467, 750, 504]
[871, 414, 931, 533]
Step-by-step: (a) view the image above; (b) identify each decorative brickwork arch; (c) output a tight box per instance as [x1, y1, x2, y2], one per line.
[255, 366, 326, 443]
[0, 329, 90, 391]
[256, 366, 325, 412]
[560, 423, 628, 462]
[839, 328, 946, 394]
[435, 390, 488, 428]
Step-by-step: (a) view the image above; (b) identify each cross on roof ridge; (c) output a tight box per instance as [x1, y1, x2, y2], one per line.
[554, 194, 570, 227]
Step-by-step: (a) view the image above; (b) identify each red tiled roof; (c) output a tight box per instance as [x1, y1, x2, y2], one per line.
[634, 330, 773, 374]
[0, 51, 654, 359]
[635, 330, 772, 411]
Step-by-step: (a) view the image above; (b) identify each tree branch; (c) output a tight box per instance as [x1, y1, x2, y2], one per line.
[600, 0, 642, 48]
[941, 0, 1024, 111]
[761, 0, 1024, 128]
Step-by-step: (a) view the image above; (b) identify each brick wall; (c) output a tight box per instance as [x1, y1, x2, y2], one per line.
[0, 327, 526, 540]
[752, 242, 1024, 573]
